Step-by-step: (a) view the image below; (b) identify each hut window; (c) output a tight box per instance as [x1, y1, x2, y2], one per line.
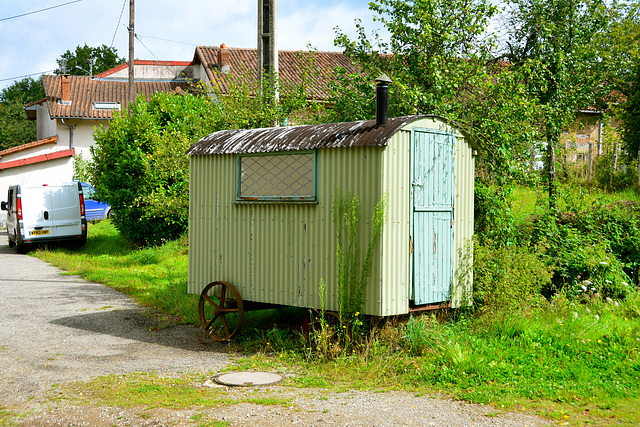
[236, 151, 317, 202]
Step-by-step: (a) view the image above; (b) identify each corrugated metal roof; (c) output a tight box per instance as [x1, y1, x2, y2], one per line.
[187, 116, 427, 155]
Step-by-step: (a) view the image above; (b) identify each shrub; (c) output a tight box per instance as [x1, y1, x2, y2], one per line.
[474, 184, 516, 247]
[91, 92, 217, 246]
[473, 240, 551, 309]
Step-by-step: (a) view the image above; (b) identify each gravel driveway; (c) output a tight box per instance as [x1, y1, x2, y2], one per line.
[0, 232, 551, 426]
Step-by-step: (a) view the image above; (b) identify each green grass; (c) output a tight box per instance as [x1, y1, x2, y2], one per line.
[509, 184, 640, 224]
[30, 206, 640, 426]
[33, 220, 199, 324]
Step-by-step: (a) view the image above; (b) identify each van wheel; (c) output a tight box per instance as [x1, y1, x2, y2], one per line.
[8, 235, 15, 248]
[15, 240, 27, 254]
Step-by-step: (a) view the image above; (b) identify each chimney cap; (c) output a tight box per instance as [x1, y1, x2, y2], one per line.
[375, 74, 392, 84]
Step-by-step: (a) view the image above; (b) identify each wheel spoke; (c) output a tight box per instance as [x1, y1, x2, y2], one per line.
[198, 281, 244, 340]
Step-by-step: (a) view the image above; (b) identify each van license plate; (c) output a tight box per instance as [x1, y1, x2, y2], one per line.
[30, 230, 50, 236]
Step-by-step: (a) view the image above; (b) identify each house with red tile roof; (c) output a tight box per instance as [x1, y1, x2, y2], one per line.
[0, 49, 355, 226]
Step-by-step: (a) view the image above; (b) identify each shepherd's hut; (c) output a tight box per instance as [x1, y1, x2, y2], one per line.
[187, 84, 476, 323]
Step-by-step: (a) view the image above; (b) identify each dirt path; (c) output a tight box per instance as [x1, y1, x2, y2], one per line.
[0, 233, 551, 426]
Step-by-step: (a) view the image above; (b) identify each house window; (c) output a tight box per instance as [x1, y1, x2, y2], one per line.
[92, 102, 121, 110]
[236, 151, 317, 202]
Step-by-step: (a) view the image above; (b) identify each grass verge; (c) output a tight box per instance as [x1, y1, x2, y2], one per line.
[30, 216, 640, 426]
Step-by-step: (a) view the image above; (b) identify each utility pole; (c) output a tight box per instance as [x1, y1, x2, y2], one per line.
[128, 0, 135, 104]
[257, 0, 278, 100]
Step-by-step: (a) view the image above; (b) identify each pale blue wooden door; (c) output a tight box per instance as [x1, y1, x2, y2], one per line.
[411, 129, 455, 305]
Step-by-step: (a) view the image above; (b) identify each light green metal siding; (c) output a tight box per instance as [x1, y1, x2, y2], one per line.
[452, 133, 475, 307]
[377, 129, 411, 315]
[188, 146, 390, 315]
[188, 116, 475, 315]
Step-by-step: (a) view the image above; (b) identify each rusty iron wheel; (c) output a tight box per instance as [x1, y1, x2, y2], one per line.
[198, 281, 244, 340]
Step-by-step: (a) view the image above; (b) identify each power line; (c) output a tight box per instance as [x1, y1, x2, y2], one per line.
[0, 70, 56, 83]
[134, 33, 197, 47]
[0, 0, 83, 22]
[134, 34, 159, 60]
[110, 0, 127, 48]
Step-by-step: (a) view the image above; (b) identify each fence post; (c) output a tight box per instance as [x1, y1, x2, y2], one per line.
[587, 142, 593, 183]
[611, 143, 618, 188]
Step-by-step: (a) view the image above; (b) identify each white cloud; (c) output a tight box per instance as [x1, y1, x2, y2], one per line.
[0, 0, 383, 91]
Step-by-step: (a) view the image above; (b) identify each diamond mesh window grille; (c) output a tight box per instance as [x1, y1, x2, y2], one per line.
[238, 153, 315, 201]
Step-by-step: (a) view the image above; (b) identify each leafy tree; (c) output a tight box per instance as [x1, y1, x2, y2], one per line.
[0, 77, 44, 150]
[55, 44, 124, 76]
[0, 77, 44, 103]
[596, 0, 640, 97]
[330, 0, 541, 185]
[501, 0, 609, 207]
[0, 99, 37, 151]
[90, 91, 217, 246]
[620, 61, 640, 157]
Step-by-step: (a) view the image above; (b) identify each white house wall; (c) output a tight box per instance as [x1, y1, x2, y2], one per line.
[36, 103, 56, 140]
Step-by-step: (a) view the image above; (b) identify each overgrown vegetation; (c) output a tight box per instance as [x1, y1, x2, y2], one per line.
[32, 184, 640, 425]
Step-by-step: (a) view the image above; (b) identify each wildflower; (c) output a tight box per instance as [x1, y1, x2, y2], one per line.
[355, 312, 360, 316]
[573, 312, 578, 319]
[600, 262, 608, 266]
[595, 314, 600, 320]
[581, 284, 588, 292]
[598, 339, 602, 344]
[584, 280, 592, 286]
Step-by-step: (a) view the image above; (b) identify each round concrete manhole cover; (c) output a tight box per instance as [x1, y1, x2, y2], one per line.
[214, 372, 283, 387]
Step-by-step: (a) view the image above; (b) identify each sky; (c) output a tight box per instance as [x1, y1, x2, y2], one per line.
[0, 0, 386, 92]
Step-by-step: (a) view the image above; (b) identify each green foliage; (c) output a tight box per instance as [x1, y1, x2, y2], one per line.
[473, 241, 551, 309]
[503, 0, 609, 206]
[90, 92, 217, 246]
[620, 61, 640, 158]
[0, 97, 37, 151]
[0, 76, 44, 103]
[473, 184, 516, 246]
[72, 153, 93, 183]
[332, 191, 388, 325]
[0, 76, 44, 151]
[330, 1, 541, 185]
[593, 151, 639, 190]
[55, 44, 124, 76]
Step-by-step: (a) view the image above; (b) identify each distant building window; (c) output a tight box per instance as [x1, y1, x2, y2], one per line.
[92, 102, 121, 110]
[236, 151, 317, 203]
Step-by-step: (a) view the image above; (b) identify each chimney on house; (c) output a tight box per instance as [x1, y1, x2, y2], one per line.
[218, 43, 230, 73]
[60, 75, 71, 105]
[375, 74, 392, 126]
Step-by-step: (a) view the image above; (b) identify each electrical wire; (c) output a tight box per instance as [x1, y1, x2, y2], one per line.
[134, 33, 197, 47]
[134, 34, 159, 60]
[110, 0, 128, 48]
[0, 70, 56, 83]
[0, 0, 83, 22]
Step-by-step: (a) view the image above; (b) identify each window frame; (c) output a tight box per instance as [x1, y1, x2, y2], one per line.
[235, 150, 318, 204]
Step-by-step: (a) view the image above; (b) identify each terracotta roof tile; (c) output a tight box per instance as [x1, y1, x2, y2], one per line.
[194, 46, 360, 100]
[41, 75, 191, 120]
[0, 136, 58, 157]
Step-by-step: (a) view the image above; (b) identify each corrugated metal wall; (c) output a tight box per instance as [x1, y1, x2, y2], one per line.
[452, 133, 475, 308]
[188, 116, 475, 315]
[188, 146, 393, 315]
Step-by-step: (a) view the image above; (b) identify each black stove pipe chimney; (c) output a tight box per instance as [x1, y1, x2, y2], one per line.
[375, 74, 392, 126]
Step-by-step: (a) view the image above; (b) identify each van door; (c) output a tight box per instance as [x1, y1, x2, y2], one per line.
[20, 186, 51, 239]
[50, 184, 83, 237]
[410, 128, 455, 305]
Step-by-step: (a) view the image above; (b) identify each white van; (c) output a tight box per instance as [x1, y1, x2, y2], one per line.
[1, 182, 87, 253]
